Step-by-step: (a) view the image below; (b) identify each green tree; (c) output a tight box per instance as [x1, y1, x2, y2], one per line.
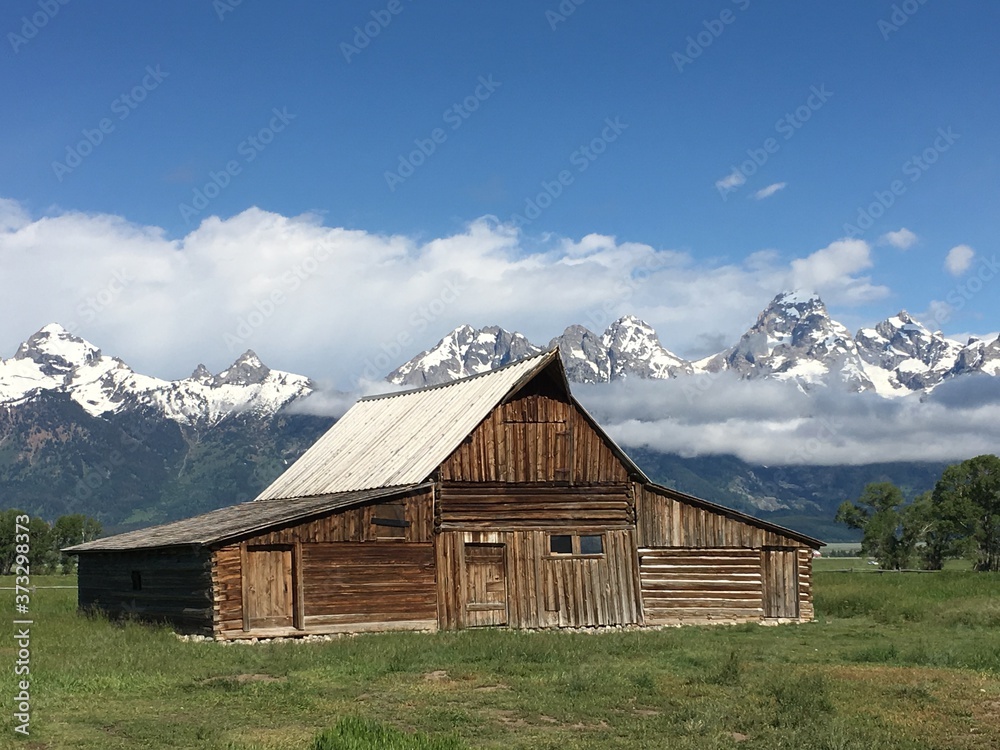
[51, 514, 103, 573]
[904, 490, 971, 570]
[0, 511, 53, 574]
[836, 482, 918, 570]
[932, 455, 1000, 572]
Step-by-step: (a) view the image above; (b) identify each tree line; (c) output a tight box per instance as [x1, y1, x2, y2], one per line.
[0, 510, 102, 575]
[837, 454, 1000, 571]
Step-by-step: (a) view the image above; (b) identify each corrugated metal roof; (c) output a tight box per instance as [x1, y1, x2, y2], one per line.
[65, 485, 424, 552]
[255, 349, 565, 500]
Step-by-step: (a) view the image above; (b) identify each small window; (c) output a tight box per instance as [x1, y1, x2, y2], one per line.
[131, 571, 142, 591]
[372, 501, 408, 539]
[549, 535, 573, 554]
[548, 534, 606, 557]
[579, 535, 604, 555]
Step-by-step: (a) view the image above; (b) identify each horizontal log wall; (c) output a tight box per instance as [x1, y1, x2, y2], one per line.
[436, 529, 640, 630]
[437, 484, 633, 530]
[798, 548, 814, 621]
[212, 490, 435, 637]
[439, 386, 630, 484]
[78, 548, 213, 634]
[639, 548, 763, 625]
[634, 483, 806, 549]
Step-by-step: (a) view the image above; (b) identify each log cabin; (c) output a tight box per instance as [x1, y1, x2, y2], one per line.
[66, 348, 822, 638]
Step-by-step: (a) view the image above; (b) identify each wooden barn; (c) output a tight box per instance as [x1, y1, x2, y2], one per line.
[67, 349, 821, 638]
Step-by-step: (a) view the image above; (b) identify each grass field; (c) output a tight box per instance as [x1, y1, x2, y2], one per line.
[2, 572, 999, 749]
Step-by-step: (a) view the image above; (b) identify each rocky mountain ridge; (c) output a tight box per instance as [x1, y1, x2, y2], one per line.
[389, 292, 1000, 396]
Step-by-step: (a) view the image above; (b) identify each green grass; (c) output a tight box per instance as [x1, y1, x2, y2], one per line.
[1, 573, 999, 749]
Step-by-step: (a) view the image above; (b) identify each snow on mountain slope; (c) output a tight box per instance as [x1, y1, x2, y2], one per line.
[855, 312, 963, 394]
[387, 325, 543, 387]
[950, 334, 1000, 378]
[0, 325, 312, 426]
[699, 292, 874, 392]
[602, 315, 693, 379]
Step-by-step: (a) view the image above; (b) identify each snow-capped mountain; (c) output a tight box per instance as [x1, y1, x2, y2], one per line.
[696, 292, 874, 392]
[854, 312, 963, 394]
[0, 324, 312, 426]
[553, 315, 693, 383]
[387, 324, 543, 387]
[950, 334, 1000, 378]
[387, 315, 691, 387]
[386, 292, 999, 397]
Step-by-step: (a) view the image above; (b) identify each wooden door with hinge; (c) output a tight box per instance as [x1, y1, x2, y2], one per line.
[761, 548, 799, 619]
[243, 545, 296, 630]
[464, 543, 508, 627]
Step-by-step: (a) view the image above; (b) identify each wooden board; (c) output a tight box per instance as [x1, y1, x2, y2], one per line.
[243, 546, 294, 629]
[762, 548, 799, 619]
[464, 543, 508, 626]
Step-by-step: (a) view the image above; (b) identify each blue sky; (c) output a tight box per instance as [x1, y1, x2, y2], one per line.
[1, 0, 998, 383]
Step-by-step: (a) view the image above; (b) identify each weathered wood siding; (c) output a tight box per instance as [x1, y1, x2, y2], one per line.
[301, 542, 436, 629]
[439, 384, 630, 485]
[235, 490, 434, 545]
[635, 483, 805, 548]
[78, 548, 213, 634]
[798, 548, 814, 620]
[634, 483, 815, 623]
[212, 491, 437, 638]
[437, 484, 633, 530]
[639, 548, 763, 624]
[436, 529, 640, 630]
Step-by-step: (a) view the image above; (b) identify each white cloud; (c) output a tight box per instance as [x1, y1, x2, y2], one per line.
[0, 200, 894, 387]
[576, 375, 1000, 466]
[753, 182, 786, 200]
[945, 244, 975, 276]
[788, 239, 888, 305]
[715, 169, 746, 191]
[879, 228, 918, 250]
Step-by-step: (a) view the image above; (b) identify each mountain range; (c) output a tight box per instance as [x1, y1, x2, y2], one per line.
[389, 291, 1000, 396]
[1, 291, 995, 540]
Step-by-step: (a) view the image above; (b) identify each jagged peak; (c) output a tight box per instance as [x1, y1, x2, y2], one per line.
[215, 350, 271, 386]
[772, 290, 824, 307]
[190, 364, 213, 381]
[13, 323, 103, 374]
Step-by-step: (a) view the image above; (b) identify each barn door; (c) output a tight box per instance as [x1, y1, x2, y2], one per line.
[761, 548, 799, 619]
[244, 545, 295, 630]
[464, 543, 508, 627]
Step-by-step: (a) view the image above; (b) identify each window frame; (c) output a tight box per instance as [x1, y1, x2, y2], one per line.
[547, 532, 606, 558]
